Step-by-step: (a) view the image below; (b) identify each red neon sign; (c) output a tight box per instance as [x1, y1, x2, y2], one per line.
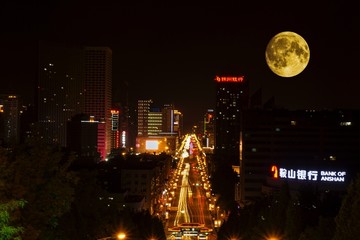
[214, 75, 244, 83]
[271, 165, 279, 178]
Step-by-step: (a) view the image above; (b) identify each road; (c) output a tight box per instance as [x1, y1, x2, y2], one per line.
[165, 134, 217, 240]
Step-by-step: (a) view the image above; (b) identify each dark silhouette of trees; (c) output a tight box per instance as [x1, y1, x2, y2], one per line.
[216, 179, 356, 240]
[332, 173, 360, 240]
[0, 139, 167, 240]
[0, 140, 77, 240]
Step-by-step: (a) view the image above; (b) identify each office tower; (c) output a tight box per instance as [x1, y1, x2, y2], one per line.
[161, 104, 182, 153]
[37, 43, 84, 147]
[67, 114, 99, 159]
[119, 105, 131, 149]
[148, 105, 162, 136]
[110, 108, 120, 150]
[84, 47, 112, 160]
[239, 108, 360, 203]
[214, 75, 249, 165]
[162, 104, 174, 134]
[203, 109, 215, 149]
[162, 103, 183, 138]
[136, 100, 181, 154]
[137, 99, 153, 137]
[173, 109, 183, 138]
[0, 94, 21, 146]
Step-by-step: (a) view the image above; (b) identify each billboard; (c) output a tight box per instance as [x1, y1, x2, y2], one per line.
[145, 140, 159, 150]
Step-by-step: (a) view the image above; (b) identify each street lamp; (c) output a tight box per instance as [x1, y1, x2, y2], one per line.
[97, 232, 126, 240]
[265, 235, 281, 240]
[117, 232, 126, 239]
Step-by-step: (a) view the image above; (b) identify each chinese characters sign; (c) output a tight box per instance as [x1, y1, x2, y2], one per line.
[214, 76, 244, 83]
[271, 165, 346, 182]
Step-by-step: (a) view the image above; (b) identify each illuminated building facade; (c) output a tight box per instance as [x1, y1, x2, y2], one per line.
[214, 75, 249, 164]
[162, 104, 175, 134]
[148, 106, 162, 136]
[111, 102, 132, 151]
[173, 110, 183, 136]
[202, 109, 215, 149]
[0, 94, 21, 146]
[111, 109, 120, 149]
[84, 47, 112, 160]
[238, 108, 360, 203]
[136, 100, 182, 154]
[37, 43, 85, 147]
[137, 99, 153, 137]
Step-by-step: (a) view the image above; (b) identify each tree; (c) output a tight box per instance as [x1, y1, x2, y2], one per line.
[0, 200, 26, 240]
[332, 173, 360, 240]
[0, 141, 78, 240]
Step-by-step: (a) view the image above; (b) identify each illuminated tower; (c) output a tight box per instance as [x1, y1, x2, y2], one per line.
[214, 75, 249, 164]
[110, 108, 120, 150]
[173, 109, 183, 138]
[84, 47, 112, 160]
[203, 109, 215, 148]
[137, 99, 153, 137]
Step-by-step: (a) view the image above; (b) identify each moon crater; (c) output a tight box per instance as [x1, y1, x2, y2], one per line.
[266, 31, 310, 77]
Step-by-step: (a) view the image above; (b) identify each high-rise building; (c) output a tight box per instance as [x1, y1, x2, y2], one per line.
[148, 105, 163, 136]
[67, 114, 99, 159]
[110, 108, 120, 150]
[238, 108, 360, 203]
[37, 43, 113, 160]
[0, 94, 21, 146]
[137, 99, 153, 137]
[37, 42, 85, 147]
[214, 75, 249, 165]
[173, 109, 183, 138]
[203, 109, 215, 149]
[84, 47, 112, 160]
[136, 100, 182, 154]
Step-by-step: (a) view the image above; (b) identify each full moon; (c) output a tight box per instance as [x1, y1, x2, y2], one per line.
[265, 31, 310, 77]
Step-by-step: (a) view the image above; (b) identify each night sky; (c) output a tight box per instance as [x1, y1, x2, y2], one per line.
[1, 2, 359, 132]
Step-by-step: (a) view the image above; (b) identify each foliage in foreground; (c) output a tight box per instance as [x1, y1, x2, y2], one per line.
[0, 200, 26, 240]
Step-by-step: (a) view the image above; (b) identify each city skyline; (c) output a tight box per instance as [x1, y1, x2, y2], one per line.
[1, 2, 359, 132]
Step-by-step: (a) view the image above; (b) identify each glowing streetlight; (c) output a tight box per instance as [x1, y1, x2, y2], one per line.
[266, 235, 280, 240]
[117, 232, 126, 239]
[97, 233, 126, 240]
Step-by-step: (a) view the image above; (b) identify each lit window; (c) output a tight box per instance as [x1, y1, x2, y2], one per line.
[340, 121, 351, 126]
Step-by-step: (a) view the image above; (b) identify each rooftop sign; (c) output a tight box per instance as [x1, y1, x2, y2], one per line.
[214, 76, 244, 83]
[271, 165, 347, 183]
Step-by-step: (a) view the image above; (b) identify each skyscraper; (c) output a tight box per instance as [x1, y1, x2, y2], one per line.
[137, 99, 153, 137]
[214, 75, 249, 165]
[37, 43, 113, 160]
[37, 42, 85, 147]
[84, 47, 112, 160]
[203, 109, 215, 149]
[136, 100, 182, 154]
